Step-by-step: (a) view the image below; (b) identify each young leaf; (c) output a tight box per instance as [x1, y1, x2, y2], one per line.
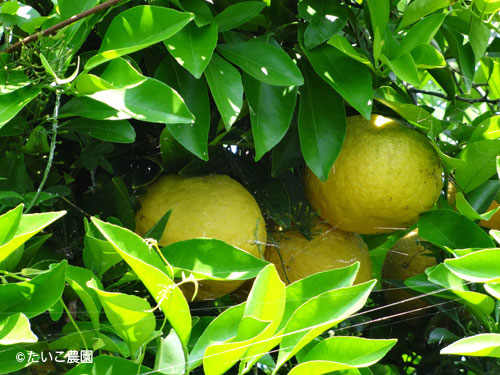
[215, 1, 266, 32]
[303, 43, 372, 119]
[243, 73, 297, 161]
[441, 334, 500, 357]
[0, 86, 40, 128]
[298, 60, 346, 181]
[85, 6, 194, 70]
[164, 22, 218, 79]
[204, 52, 243, 130]
[0, 313, 37, 345]
[218, 41, 304, 86]
[445, 248, 500, 283]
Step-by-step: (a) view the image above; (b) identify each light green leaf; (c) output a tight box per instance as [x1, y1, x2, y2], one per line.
[455, 192, 500, 221]
[327, 35, 372, 67]
[218, 41, 304, 86]
[165, 22, 218, 79]
[91, 217, 192, 346]
[87, 77, 194, 124]
[470, 115, 500, 141]
[380, 53, 421, 86]
[85, 6, 193, 70]
[289, 337, 396, 375]
[0, 313, 37, 345]
[0, 204, 22, 246]
[398, 13, 446, 57]
[0, 86, 40, 128]
[398, 0, 449, 30]
[274, 280, 376, 373]
[66, 355, 153, 375]
[161, 238, 268, 280]
[445, 248, 500, 283]
[441, 334, 500, 357]
[303, 43, 372, 119]
[366, 0, 389, 62]
[411, 44, 446, 68]
[298, 60, 345, 181]
[204, 52, 243, 130]
[475, 0, 500, 14]
[243, 73, 297, 161]
[92, 287, 155, 357]
[155, 329, 185, 375]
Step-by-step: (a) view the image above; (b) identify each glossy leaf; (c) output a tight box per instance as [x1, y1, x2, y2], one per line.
[418, 210, 495, 249]
[327, 35, 372, 67]
[397, 14, 446, 57]
[0, 86, 40, 128]
[381, 53, 421, 86]
[366, 0, 389, 62]
[204, 52, 243, 130]
[275, 280, 376, 372]
[161, 238, 268, 280]
[298, 60, 345, 181]
[455, 191, 499, 221]
[215, 1, 266, 33]
[0, 313, 37, 345]
[470, 115, 500, 141]
[164, 22, 218, 79]
[60, 118, 135, 143]
[59, 97, 132, 121]
[0, 346, 29, 375]
[441, 334, 500, 357]
[243, 73, 297, 160]
[87, 77, 194, 125]
[289, 337, 396, 375]
[411, 44, 446, 68]
[0, 261, 67, 318]
[304, 43, 372, 119]
[218, 41, 303, 86]
[66, 355, 153, 375]
[85, 6, 193, 70]
[92, 287, 155, 357]
[91, 217, 192, 346]
[445, 248, 500, 283]
[397, 0, 449, 30]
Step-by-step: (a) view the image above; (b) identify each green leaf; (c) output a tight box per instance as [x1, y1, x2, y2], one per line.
[299, 0, 348, 49]
[441, 334, 500, 357]
[0, 204, 22, 246]
[289, 337, 396, 375]
[60, 97, 132, 121]
[65, 265, 102, 331]
[445, 248, 500, 282]
[470, 115, 500, 141]
[469, 15, 490, 64]
[60, 118, 135, 143]
[441, 28, 475, 92]
[0, 209, 66, 267]
[188, 303, 245, 371]
[218, 41, 304, 86]
[164, 22, 218, 79]
[429, 67, 456, 98]
[0, 313, 37, 345]
[0, 346, 29, 374]
[204, 52, 243, 130]
[397, 14, 446, 57]
[154, 329, 186, 375]
[161, 238, 269, 280]
[91, 217, 192, 346]
[243, 73, 297, 161]
[85, 6, 194, 70]
[366, 0, 389, 62]
[275, 280, 376, 372]
[419, 210, 495, 249]
[66, 355, 153, 375]
[215, 1, 266, 32]
[327, 35, 372, 67]
[397, 0, 449, 30]
[303, 43, 372, 119]
[0, 261, 67, 318]
[179, 0, 214, 26]
[112, 177, 135, 230]
[156, 59, 210, 160]
[298, 60, 346, 181]
[59, 0, 98, 20]
[0, 86, 40, 128]
[0, 54, 30, 94]
[455, 191, 499, 221]
[100, 58, 145, 88]
[411, 44, 446, 68]
[92, 287, 156, 357]
[475, 0, 500, 14]
[144, 210, 171, 243]
[380, 53, 420, 86]
[87, 77, 194, 124]
[454, 140, 500, 193]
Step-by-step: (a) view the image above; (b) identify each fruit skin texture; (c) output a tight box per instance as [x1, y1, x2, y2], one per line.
[265, 222, 372, 285]
[305, 115, 443, 234]
[382, 230, 437, 318]
[135, 174, 267, 300]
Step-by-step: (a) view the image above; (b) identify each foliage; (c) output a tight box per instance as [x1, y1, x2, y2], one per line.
[0, 0, 500, 373]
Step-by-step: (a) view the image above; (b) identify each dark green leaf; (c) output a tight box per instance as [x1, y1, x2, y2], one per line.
[60, 118, 135, 143]
[111, 177, 135, 230]
[0, 86, 40, 128]
[215, 1, 266, 33]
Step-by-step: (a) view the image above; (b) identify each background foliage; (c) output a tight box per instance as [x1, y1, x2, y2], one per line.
[1, 0, 500, 374]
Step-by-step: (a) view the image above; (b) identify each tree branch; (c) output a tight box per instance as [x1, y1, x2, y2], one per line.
[408, 88, 500, 105]
[4, 0, 124, 53]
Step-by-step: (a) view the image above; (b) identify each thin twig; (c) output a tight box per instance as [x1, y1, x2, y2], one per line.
[408, 87, 500, 105]
[4, 0, 124, 53]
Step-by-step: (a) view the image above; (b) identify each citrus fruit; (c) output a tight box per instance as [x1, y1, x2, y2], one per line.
[304, 115, 443, 234]
[135, 174, 267, 300]
[382, 230, 437, 320]
[265, 222, 372, 285]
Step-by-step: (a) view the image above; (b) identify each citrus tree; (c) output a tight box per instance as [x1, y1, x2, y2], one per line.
[1, 0, 500, 374]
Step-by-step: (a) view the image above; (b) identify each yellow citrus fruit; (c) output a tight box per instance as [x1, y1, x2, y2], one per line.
[304, 115, 443, 234]
[382, 230, 437, 319]
[135, 174, 267, 301]
[265, 222, 372, 285]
